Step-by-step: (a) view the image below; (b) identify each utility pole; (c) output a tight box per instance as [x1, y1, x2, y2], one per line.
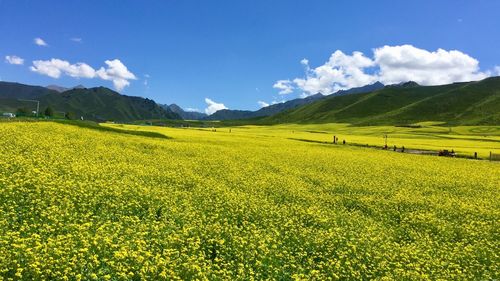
[18, 99, 40, 117]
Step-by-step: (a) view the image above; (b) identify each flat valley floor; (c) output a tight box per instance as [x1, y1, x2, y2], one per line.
[0, 121, 498, 280]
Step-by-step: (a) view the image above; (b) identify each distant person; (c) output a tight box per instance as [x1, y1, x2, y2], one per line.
[343, 140, 346, 145]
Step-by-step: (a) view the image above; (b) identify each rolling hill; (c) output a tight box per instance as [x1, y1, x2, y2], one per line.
[0, 82, 180, 121]
[262, 77, 500, 125]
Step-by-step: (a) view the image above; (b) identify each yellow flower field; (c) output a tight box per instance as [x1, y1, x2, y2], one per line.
[0, 121, 499, 280]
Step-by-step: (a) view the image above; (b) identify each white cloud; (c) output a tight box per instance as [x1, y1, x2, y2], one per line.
[374, 45, 489, 85]
[30, 58, 136, 91]
[204, 98, 227, 115]
[95, 59, 137, 91]
[5, 55, 24, 65]
[273, 79, 294, 95]
[71, 38, 82, 43]
[34, 37, 48, 47]
[257, 101, 269, 108]
[494, 66, 500, 76]
[30, 59, 95, 79]
[280, 45, 494, 96]
[292, 50, 376, 95]
[185, 107, 201, 112]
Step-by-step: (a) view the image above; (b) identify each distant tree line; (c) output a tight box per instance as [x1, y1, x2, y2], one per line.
[15, 106, 76, 119]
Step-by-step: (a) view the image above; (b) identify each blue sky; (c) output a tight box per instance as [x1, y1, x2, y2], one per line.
[1, 0, 499, 113]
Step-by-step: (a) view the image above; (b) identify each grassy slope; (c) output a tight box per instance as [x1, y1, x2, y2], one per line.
[263, 77, 500, 126]
[0, 83, 180, 121]
[0, 81, 57, 100]
[0, 82, 58, 112]
[39, 87, 180, 121]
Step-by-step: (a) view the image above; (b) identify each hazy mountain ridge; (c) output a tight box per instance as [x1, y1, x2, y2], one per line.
[1, 78, 498, 125]
[163, 104, 208, 120]
[46, 84, 86, 93]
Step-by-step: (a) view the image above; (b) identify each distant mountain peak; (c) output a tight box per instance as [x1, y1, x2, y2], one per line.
[400, 81, 420, 87]
[46, 85, 69, 93]
[168, 103, 183, 111]
[46, 84, 86, 93]
[163, 104, 207, 120]
[387, 81, 420, 88]
[332, 81, 385, 96]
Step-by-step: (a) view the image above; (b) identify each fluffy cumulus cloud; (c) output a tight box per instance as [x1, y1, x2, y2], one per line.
[5, 55, 24, 65]
[257, 101, 269, 108]
[204, 98, 227, 115]
[34, 37, 48, 46]
[30, 58, 136, 91]
[273, 79, 294, 95]
[278, 44, 493, 96]
[95, 59, 137, 90]
[374, 45, 488, 85]
[31, 59, 95, 79]
[293, 50, 376, 95]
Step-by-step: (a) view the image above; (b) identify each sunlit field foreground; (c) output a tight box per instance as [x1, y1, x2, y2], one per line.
[1, 122, 499, 280]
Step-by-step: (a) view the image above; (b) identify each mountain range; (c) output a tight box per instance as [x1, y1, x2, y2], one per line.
[203, 82, 385, 120]
[261, 77, 500, 125]
[162, 104, 208, 120]
[0, 82, 180, 121]
[0, 78, 499, 125]
[46, 84, 86, 93]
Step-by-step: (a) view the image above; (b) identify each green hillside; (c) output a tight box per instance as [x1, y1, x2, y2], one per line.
[0, 82, 181, 121]
[263, 77, 500, 125]
[39, 87, 180, 121]
[0, 81, 57, 100]
[0, 82, 58, 113]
